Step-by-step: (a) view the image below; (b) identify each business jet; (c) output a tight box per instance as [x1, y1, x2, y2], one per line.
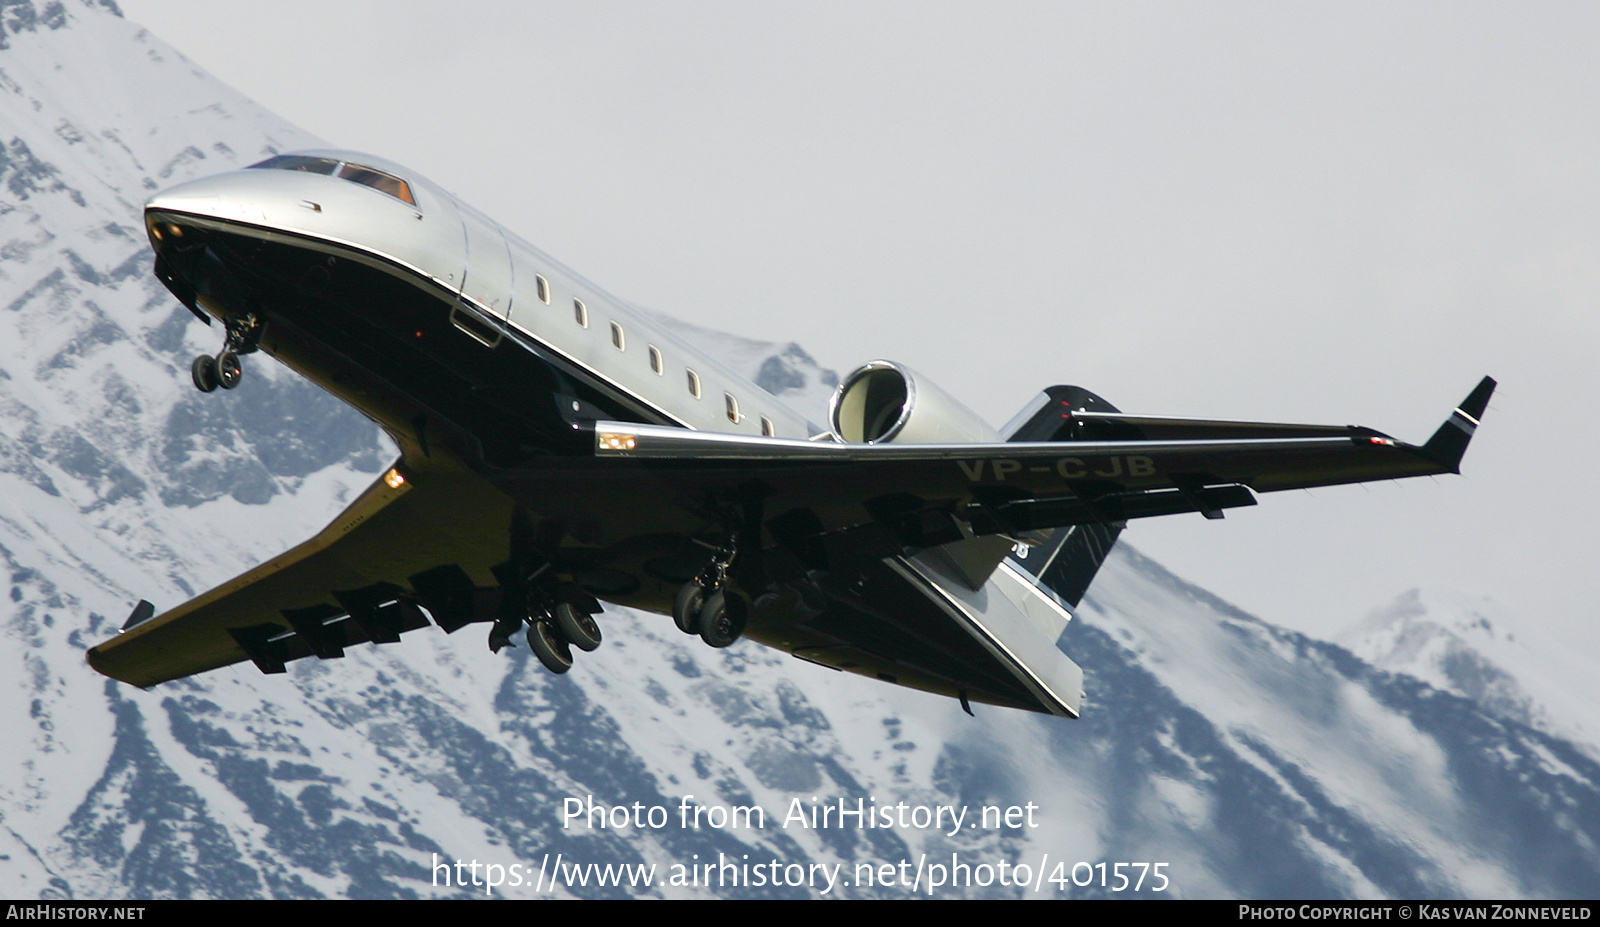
[86, 150, 1493, 718]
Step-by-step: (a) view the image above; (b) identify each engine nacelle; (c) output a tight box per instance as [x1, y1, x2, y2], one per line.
[828, 360, 1001, 444]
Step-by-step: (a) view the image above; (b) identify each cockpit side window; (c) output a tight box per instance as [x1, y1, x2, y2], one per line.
[337, 163, 417, 206]
[249, 155, 340, 175]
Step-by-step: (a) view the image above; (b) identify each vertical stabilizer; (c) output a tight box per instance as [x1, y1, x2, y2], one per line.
[1001, 385, 1127, 607]
[1009, 522, 1124, 609]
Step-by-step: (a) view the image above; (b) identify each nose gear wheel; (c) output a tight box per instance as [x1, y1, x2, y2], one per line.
[189, 312, 261, 394]
[191, 355, 219, 393]
[216, 350, 242, 389]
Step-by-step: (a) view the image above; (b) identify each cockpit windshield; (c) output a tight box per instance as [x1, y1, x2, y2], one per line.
[248, 155, 417, 207]
[250, 155, 340, 175]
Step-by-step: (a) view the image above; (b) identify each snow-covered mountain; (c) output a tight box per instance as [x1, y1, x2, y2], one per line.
[2, 1, 1597, 899]
[1339, 589, 1600, 759]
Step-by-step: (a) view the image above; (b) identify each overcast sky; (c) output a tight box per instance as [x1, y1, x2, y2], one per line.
[117, 1, 1600, 657]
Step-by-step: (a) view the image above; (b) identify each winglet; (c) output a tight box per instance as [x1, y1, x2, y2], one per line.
[1419, 376, 1496, 473]
[121, 599, 155, 631]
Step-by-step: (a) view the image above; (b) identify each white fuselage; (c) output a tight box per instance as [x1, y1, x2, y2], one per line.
[148, 148, 818, 442]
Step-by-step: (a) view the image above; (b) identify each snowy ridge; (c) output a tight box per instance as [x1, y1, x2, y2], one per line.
[0, 1, 1596, 899]
[1338, 589, 1600, 758]
[1068, 550, 1600, 897]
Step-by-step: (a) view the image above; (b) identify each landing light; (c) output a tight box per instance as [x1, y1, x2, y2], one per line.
[384, 468, 407, 489]
[599, 432, 638, 451]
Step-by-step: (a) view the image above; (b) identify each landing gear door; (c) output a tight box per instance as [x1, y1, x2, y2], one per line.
[454, 199, 515, 346]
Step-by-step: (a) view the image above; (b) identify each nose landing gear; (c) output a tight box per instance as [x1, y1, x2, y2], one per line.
[190, 313, 259, 394]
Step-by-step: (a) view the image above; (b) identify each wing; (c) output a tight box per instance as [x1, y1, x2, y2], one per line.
[88, 460, 516, 688]
[586, 377, 1495, 541]
[91, 377, 1491, 693]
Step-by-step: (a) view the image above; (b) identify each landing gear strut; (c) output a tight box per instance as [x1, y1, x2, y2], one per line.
[673, 537, 748, 648]
[191, 313, 260, 394]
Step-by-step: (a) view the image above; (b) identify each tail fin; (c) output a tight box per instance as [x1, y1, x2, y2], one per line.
[1001, 385, 1122, 442]
[1009, 522, 1124, 608]
[1002, 385, 1126, 607]
[1419, 376, 1496, 473]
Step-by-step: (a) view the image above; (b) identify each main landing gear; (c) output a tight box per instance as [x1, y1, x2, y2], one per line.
[492, 574, 606, 676]
[672, 539, 748, 649]
[191, 313, 261, 394]
[524, 602, 603, 675]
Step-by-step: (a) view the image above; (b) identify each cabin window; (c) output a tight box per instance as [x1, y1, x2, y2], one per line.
[725, 393, 741, 423]
[574, 298, 588, 328]
[648, 345, 663, 374]
[686, 369, 702, 399]
[610, 321, 626, 350]
[536, 275, 551, 304]
[760, 416, 776, 437]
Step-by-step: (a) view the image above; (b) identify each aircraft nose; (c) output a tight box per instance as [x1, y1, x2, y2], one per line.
[144, 175, 225, 215]
[145, 172, 279, 227]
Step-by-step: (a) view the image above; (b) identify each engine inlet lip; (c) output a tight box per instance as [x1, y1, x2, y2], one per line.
[828, 359, 915, 444]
